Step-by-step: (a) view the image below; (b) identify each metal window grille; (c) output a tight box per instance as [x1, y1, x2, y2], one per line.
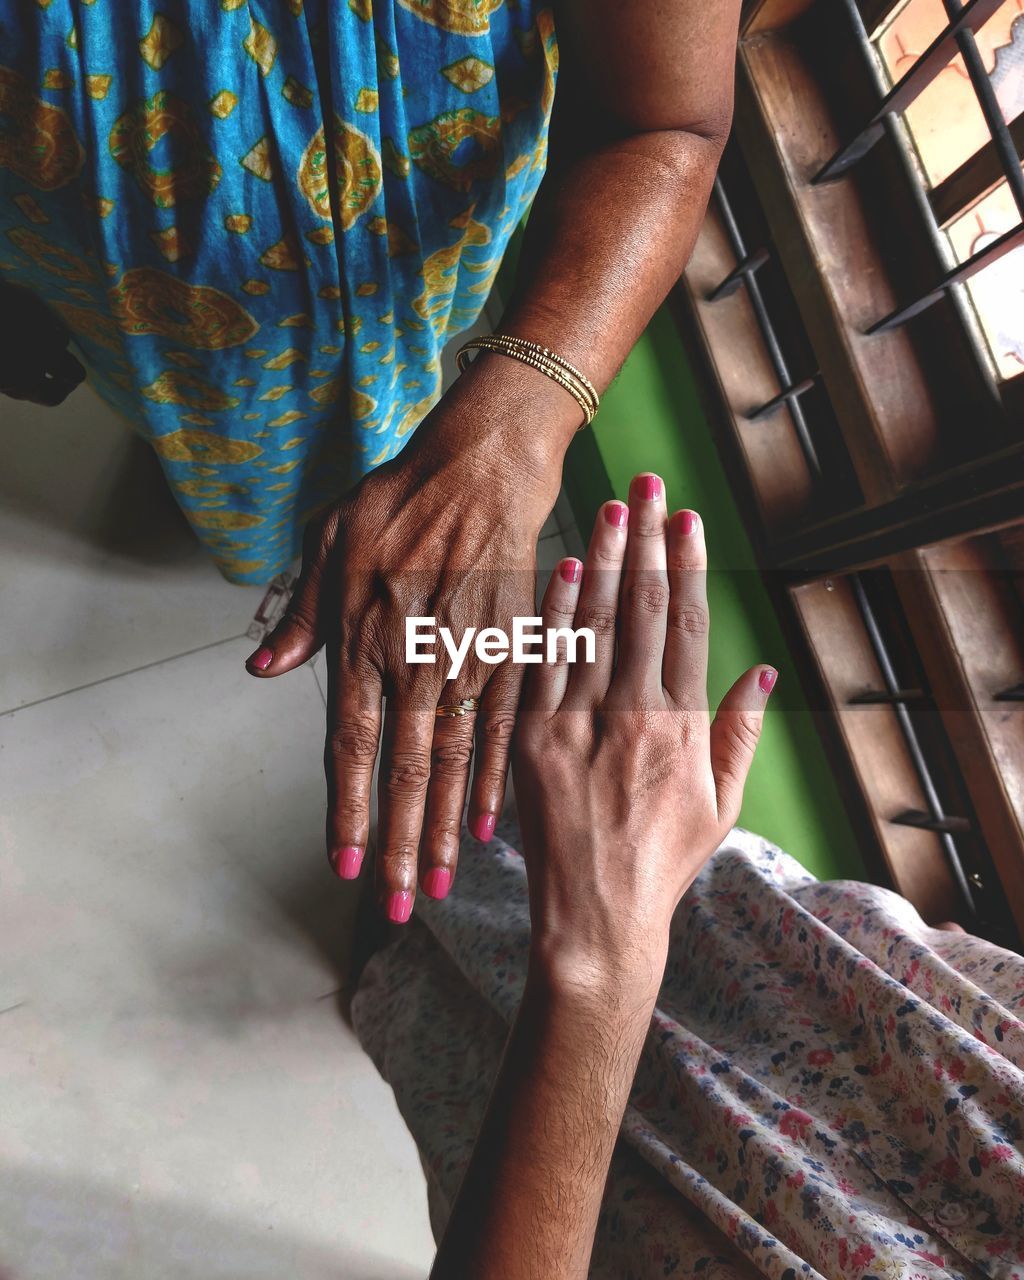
[814, 0, 1024, 335]
[844, 568, 1017, 943]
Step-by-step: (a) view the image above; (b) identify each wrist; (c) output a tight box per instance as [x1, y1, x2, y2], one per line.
[526, 936, 667, 1017]
[420, 346, 580, 488]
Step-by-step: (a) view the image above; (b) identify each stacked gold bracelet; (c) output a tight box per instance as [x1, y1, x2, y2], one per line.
[455, 334, 600, 429]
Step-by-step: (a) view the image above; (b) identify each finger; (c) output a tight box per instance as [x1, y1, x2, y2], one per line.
[710, 665, 777, 829]
[246, 510, 334, 676]
[519, 556, 583, 717]
[419, 685, 480, 897]
[325, 656, 383, 882]
[663, 509, 709, 714]
[613, 473, 669, 698]
[564, 500, 628, 706]
[376, 696, 435, 923]
[467, 662, 523, 843]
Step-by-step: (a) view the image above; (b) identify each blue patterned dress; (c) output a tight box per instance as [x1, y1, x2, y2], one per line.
[0, 1, 557, 581]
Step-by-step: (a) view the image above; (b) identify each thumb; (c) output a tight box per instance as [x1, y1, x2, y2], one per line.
[709, 664, 777, 829]
[245, 515, 332, 677]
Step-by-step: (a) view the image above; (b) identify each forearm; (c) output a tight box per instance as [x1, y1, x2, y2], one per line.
[501, 127, 724, 392]
[431, 958, 662, 1280]
[410, 0, 738, 496]
[419, 122, 726, 493]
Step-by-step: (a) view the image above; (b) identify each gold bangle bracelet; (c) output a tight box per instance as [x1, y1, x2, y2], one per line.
[470, 335, 599, 413]
[457, 335, 599, 421]
[468, 336, 599, 421]
[455, 335, 599, 429]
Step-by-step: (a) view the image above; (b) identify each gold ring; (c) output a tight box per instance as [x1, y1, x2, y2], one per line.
[435, 697, 480, 719]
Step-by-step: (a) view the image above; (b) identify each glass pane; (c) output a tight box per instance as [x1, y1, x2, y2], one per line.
[946, 179, 1024, 379]
[875, 0, 1024, 189]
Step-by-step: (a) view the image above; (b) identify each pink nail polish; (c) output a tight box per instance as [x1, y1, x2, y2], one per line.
[605, 501, 628, 528]
[247, 646, 273, 671]
[679, 510, 699, 536]
[471, 813, 496, 843]
[332, 846, 363, 880]
[636, 474, 662, 502]
[422, 867, 451, 900]
[559, 558, 582, 584]
[386, 890, 413, 924]
[759, 668, 778, 696]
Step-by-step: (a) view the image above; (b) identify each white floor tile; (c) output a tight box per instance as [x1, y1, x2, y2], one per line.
[0, 383, 265, 714]
[0, 638, 434, 1278]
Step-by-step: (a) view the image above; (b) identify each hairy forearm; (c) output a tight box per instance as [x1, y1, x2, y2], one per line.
[431, 959, 661, 1280]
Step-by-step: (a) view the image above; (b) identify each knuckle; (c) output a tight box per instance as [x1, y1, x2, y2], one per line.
[431, 736, 474, 771]
[587, 545, 622, 570]
[727, 710, 763, 754]
[283, 606, 318, 638]
[384, 752, 431, 797]
[546, 600, 577, 624]
[377, 846, 418, 879]
[424, 815, 461, 845]
[575, 606, 617, 637]
[547, 645, 572, 669]
[625, 580, 668, 616]
[475, 764, 508, 797]
[667, 552, 703, 574]
[630, 519, 664, 541]
[328, 717, 379, 765]
[668, 604, 709, 638]
[481, 709, 516, 746]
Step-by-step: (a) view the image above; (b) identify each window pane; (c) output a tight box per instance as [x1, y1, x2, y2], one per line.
[946, 179, 1024, 379]
[875, 0, 1024, 189]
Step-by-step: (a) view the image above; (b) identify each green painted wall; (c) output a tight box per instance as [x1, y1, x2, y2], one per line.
[567, 306, 865, 879]
[499, 225, 863, 878]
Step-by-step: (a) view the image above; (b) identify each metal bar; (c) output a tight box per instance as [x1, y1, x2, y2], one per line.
[874, 113, 1001, 409]
[713, 181, 823, 481]
[849, 574, 978, 913]
[706, 247, 770, 301]
[943, 0, 1024, 222]
[930, 115, 1024, 227]
[746, 377, 817, 421]
[814, 0, 1004, 184]
[892, 809, 973, 834]
[867, 220, 1024, 333]
[849, 688, 927, 704]
[994, 682, 1024, 702]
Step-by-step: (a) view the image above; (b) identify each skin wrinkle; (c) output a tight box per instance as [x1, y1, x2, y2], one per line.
[239, 0, 745, 1057]
[433, 455, 772, 1278]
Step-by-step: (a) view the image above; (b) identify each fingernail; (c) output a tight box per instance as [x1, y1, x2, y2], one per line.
[422, 867, 451, 900]
[759, 668, 778, 696]
[604, 501, 628, 528]
[559, 558, 582, 584]
[385, 890, 413, 924]
[471, 813, 496, 843]
[678, 510, 699, 536]
[635, 474, 662, 502]
[247, 646, 273, 671]
[331, 845, 363, 880]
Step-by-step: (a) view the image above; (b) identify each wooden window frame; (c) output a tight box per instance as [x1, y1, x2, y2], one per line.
[676, 0, 1024, 945]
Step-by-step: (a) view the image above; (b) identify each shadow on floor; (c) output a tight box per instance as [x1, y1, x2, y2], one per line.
[0, 1163, 424, 1280]
[0, 382, 200, 567]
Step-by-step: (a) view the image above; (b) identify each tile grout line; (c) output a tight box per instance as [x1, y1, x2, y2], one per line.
[0, 632, 252, 720]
